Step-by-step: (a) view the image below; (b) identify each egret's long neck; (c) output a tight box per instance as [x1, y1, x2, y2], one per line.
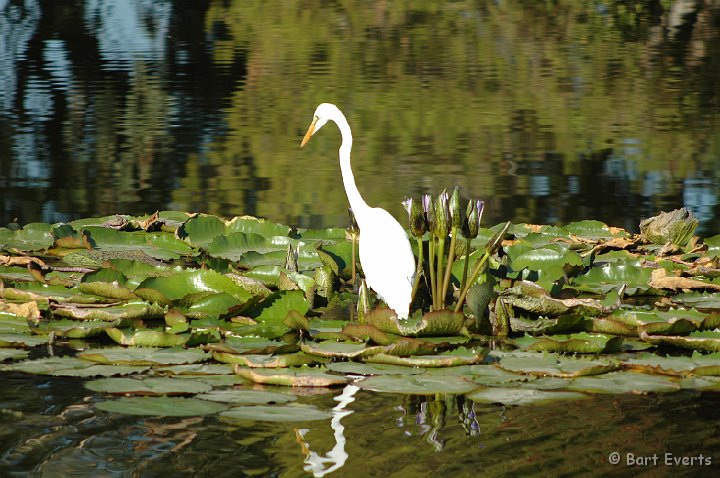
[335, 113, 370, 217]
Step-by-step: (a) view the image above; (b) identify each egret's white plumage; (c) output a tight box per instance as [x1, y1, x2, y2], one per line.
[301, 103, 415, 319]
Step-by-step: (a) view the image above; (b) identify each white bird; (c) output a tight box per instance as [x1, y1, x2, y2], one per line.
[301, 103, 416, 319]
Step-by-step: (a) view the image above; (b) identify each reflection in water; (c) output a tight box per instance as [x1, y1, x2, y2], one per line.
[295, 383, 359, 477]
[0, 1, 718, 234]
[2, 371, 720, 476]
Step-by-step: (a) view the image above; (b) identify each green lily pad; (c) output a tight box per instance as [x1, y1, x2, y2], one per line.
[30, 318, 117, 339]
[494, 351, 620, 377]
[0, 226, 55, 251]
[513, 332, 623, 354]
[1, 356, 149, 376]
[215, 352, 323, 368]
[0, 349, 30, 362]
[325, 361, 426, 376]
[567, 371, 682, 394]
[364, 347, 485, 368]
[299, 341, 369, 359]
[219, 404, 330, 423]
[197, 389, 297, 404]
[96, 396, 227, 416]
[207, 232, 273, 261]
[622, 352, 720, 376]
[358, 374, 478, 395]
[234, 366, 350, 387]
[639, 330, 720, 352]
[138, 269, 253, 303]
[364, 308, 464, 337]
[105, 327, 189, 347]
[467, 387, 589, 406]
[78, 346, 210, 365]
[51, 301, 166, 321]
[86, 376, 212, 395]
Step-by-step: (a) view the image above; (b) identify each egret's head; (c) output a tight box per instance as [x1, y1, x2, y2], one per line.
[301, 103, 339, 147]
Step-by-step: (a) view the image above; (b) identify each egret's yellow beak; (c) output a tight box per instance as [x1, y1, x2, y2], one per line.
[301, 117, 318, 148]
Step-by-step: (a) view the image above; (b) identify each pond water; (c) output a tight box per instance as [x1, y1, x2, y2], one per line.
[2, 368, 720, 477]
[1, 1, 720, 235]
[2, 1, 720, 476]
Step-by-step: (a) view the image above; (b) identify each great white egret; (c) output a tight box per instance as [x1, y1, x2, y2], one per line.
[301, 103, 416, 319]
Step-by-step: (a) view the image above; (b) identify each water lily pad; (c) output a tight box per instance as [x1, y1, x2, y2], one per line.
[30, 318, 116, 338]
[364, 347, 485, 368]
[197, 389, 296, 404]
[234, 366, 350, 387]
[0, 349, 30, 361]
[0, 226, 55, 251]
[1, 356, 149, 376]
[567, 371, 681, 394]
[639, 330, 720, 352]
[325, 361, 425, 376]
[138, 269, 253, 303]
[207, 232, 273, 261]
[153, 363, 234, 375]
[365, 308, 464, 337]
[513, 332, 623, 354]
[78, 346, 210, 365]
[622, 352, 720, 376]
[219, 404, 330, 423]
[358, 374, 478, 395]
[51, 301, 165, 321]
[215, 352, 323, 368]
[299, 341, 369, 359]
[96, 396, 227, 416]
[105, 327, 189, 347]
[494, 351, 620, 377]
[467, 387, 589, 406]
[86, 376, 212, 395]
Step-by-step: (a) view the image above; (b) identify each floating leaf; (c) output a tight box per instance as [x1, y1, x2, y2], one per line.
[78, 347, 210, 365]
[494, 351, 620, 377]
[51, 301, 165, 321]
[86, 376, 212, 395]
[96, 396, 227, 416]
[467, 388, 589, 406]
[234, 366, 350, 387]
[197, 389, 297, 404]
[1, 356, 148, 376]
[365, 308, 464, 337]
[567, 371, 681, 394]
[216, 352, 322, 368]
[364, 347, 485, 368]
[622, 352, 720, 376]
[138, 269, 253, 303]
[0, 226, 55, 251]
[639, 330, 720, 352]
[513, 332, 623, 354]
[0, 349, 30, 362]
[358, 374, 478, 395]
[105, 327, 189, 347]
[325, 362, 425, 376]
[219, 404, 330, 423]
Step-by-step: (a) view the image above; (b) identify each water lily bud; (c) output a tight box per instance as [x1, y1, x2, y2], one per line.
[347, 207, 359, 235]
[449, 186, 461, 229]
[476, 200, 485, 231]
[462, 200, 476, 238]
[404, 197, 427, 237]
[434, 189, 450, 237]
[423, 194, 435, 233]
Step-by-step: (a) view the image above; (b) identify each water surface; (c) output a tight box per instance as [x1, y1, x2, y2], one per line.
[1, 0, 719, 233]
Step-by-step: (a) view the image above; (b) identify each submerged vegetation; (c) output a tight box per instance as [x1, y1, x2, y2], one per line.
[2, 204, 720, 418]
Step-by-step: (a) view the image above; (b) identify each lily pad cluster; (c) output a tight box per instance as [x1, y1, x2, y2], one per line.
[2, 208, 720, 416]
